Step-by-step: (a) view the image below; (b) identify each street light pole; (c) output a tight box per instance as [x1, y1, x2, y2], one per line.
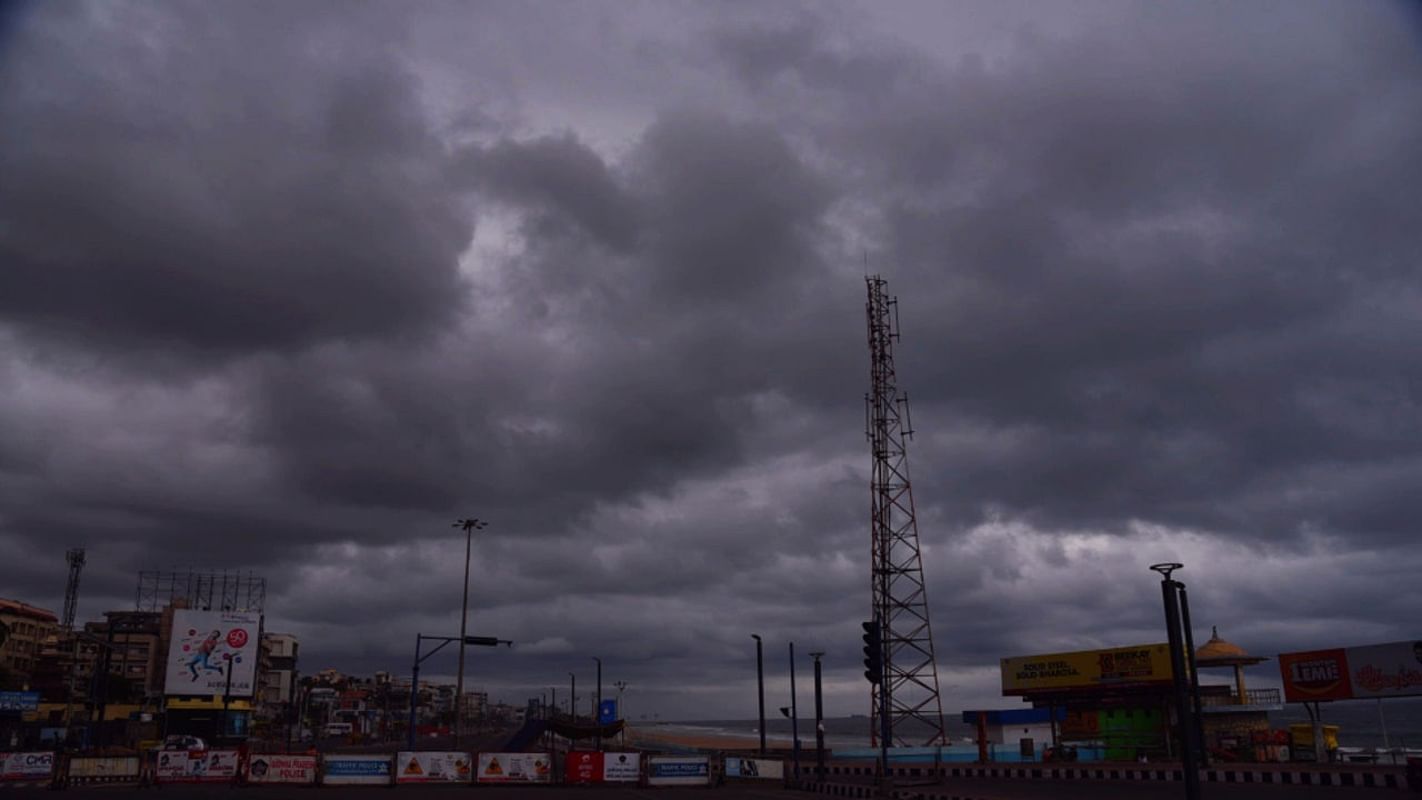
[789, 641, 800, 784]
[452, 518, 488, 748]
[614, 681, 628, 746]
[810, 652, 825, 781]
[751, 634, 766, 756]
[593, 656, 602, 749]
[1151, 563, 1201, 800]
[569, 673, 576, 720]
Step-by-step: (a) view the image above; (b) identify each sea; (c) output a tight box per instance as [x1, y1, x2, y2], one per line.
[665, 698, 1422, 752]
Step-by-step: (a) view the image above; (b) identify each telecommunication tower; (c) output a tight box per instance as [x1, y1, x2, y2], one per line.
[62, 548, 85, 631]
[864, 275, 947, 746]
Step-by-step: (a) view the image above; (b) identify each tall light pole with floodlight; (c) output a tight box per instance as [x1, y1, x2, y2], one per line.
[453, 517, 488, 747]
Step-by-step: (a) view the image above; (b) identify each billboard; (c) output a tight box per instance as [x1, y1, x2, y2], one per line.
[163, 610, 260, 697]
[322, 755, 392, 785]
[1, 752, 54, 781]
[647, 756, 710, 786]
[1001, 643, 1173, 694]
[726, 756, 784, 779]
[395, 752, 471, 784]
[0, 692, 39, 713]
[155, 749, 240, 783]
[475, 753, 551, 784]
[246, 755, 317, 785]
[602, 752, 640, 783]
[1279, 640, 1422, 702]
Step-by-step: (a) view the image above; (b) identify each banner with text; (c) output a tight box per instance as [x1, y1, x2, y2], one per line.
[162, 610, 261, 697]
[155, 749, 240, 783]
[0, 692, 39, 713]
[647, 756, 710, 786]
[68, 756, 139, 780]
[566, 751, 603, 784]
[603, 752, 641, 782]
[476, 753, 551, 784]
[1001, 643, 1173, 694]
[1, 752, 54, 781]
[322, 755, 392, 785]
[1279, 640, 1422, 702]
[396, 752, 472, 784]
[246, 755, 317, 785]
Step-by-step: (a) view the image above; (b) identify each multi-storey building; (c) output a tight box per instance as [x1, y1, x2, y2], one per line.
[0, 598, 58, 687]
[258, 632, 299, 716]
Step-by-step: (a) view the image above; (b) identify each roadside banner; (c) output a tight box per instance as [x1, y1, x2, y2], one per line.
[725, 756, 783, 779]
[566, 751, 603, 784]
[475, 752, 552, 784]
[68, 756, 139, 779]
[1, 752, 54, 781]
[1278, 640, 1422, 702]
[396, 751, 472, 784]
[602, 752, 640, 782]
[322, 754, 392, 785]
[246, 754, 317, 785]
[155, 749, 239, 783]
[647, 755, 710, 786]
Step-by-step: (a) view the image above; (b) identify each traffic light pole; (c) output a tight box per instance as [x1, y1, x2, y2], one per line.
[863, 618, 889, 785]
[407, 633, 511, 750]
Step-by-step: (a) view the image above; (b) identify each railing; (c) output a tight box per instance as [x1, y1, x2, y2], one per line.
[1200, 688, 1281, 707]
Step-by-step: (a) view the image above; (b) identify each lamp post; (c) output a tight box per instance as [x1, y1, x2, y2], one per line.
[614, 681, 628, 745]
[452, 518, 488, 748]
[810, 651, 825, 781]
[569, 672, 576, 720]
[751, 634, 766, 755]
[1150, 563, 1201, 800]
[789, 642, 800, 784]
[593, 656, 603, 749]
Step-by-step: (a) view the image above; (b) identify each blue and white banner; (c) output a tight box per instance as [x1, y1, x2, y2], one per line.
[647, 756, 709, 786]
[0, 692, 39, 712]
[598, 698, 618, 724]
[322, 755, 392, 785]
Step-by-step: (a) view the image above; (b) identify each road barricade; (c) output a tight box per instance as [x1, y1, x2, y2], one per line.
[246, 754, 318, 785]
[156, 749, 241, 783]
[0, 751, 55, 785]
[395, 751, 472, 784]
[322, 754, 393, 786]
[648, 755, 711, 786]
[476, 752, 553, 784]
[68, 755, 140, 785]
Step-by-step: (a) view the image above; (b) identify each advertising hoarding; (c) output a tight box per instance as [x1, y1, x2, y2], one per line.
[1278, 648, 1352, 703]
[726, 756, 783, 779]
[163, 610, 260, 697]
[1, 752, 54, 781]
[322, 755, 392, 785]
[155, 749, 240, 782]
[395, 752, 471, 784]
[647, 756, 710, 786]
[0, 692, 39, 712]
[566, 751, 602, 784]
[246, 755, 317, 784]
[602, 752, 640, 782]
[475, 753, 551, 784]
[68, 757, 139, 779]
[1345, 641, 1422, 698]
[1279, 640, 1422, 702]
[1001, 643, 1173, 694]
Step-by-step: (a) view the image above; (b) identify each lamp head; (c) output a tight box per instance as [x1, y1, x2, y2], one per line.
[1149, 562, 1184, 580]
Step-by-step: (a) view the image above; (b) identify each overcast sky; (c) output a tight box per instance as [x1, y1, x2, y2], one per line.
[2, 0, 1421, 722]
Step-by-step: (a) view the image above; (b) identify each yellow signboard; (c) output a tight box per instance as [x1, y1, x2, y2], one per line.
[1001, 643, 1174, 694]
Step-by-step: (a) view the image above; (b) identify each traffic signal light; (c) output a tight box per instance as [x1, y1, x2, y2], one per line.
[862, 620, 883, 685]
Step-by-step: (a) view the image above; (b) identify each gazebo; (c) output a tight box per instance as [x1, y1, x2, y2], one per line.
[1195, 626, 1268, 705]
[1193, 627, 1282, 756]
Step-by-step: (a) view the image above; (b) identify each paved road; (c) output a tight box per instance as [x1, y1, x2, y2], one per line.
[907, 774, 1407, 799]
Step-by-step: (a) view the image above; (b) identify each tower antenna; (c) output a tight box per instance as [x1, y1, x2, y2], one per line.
[62, 548, 85, 631]
[864, 275, 947, 746]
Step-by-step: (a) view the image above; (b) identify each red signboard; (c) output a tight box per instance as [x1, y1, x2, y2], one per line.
[1278, 648, 1353, 702]
[565, 751, 603, 784]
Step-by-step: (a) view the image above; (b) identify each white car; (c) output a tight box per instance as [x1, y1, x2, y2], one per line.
[163, 735, 206, 751]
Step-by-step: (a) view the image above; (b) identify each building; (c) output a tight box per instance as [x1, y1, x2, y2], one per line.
[1195, 627, 1281, 756]
[258, 632, 299, 716]
[0, 599, 58, 688]
[82, 611, 163, 703]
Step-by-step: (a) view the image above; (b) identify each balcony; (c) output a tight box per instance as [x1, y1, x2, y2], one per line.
[1199, 688, 1282, 712]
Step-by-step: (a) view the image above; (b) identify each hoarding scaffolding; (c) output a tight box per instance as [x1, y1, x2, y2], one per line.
[136, 569, 266, 613]
[865, 275, 947, 747]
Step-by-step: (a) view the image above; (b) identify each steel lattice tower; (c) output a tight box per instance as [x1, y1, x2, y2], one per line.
[865, 275, 947, 747]
[62, 548, 85, 631]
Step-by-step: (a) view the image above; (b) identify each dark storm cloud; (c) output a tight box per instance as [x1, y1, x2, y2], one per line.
[3, 0, 1421, 719]
[0, 1, 470, 355]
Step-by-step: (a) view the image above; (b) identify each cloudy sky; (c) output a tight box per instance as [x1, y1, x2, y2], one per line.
[2, 0, 1421, 722]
